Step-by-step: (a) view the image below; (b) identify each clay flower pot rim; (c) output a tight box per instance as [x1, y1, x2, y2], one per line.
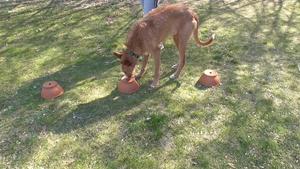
[118, 76, 140, 94]
[197, 69, 221, 87]
[121, 76, 136, 83]
[43, 81, 58, 89]
[203, 69, 218, 77]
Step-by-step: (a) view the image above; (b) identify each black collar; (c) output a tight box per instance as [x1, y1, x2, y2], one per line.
[127, 50, 140, 59]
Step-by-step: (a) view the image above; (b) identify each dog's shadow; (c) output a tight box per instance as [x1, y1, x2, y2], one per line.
[51, 76, 180, 134]
[149, 78, 181, 92]
[194, 84, 210, 90]
[145, 68, 181, 92]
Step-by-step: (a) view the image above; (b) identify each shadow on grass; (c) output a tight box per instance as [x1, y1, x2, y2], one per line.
[0, 1, 144, 166]
[155, 1, 300, 168]
[47, 74, 181, 133]
[191, 101, 299, 168]
[1, 0, 141, 102]
[1, 0, 300, 168]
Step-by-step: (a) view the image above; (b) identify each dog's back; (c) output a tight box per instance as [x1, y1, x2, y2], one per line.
[126, 3, 197, 54]
[143, 3, 196, 40]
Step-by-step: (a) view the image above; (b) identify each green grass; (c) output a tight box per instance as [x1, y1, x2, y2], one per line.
[0, 0, 300, 168]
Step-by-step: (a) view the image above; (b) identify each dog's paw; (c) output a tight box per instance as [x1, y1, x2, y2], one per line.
[149, 82, 159, 89]
[169, 73, 178, 80]
[211, 33, 216, 40]
[150, 84, 158, 89]
[171, 64, 178, 70]
[136, 75, 142, 80]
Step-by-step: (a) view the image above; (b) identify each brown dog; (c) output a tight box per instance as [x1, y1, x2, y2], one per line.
[114, 3, 214, 88]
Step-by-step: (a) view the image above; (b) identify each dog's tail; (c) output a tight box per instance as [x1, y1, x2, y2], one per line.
[193, 15, 215, 47]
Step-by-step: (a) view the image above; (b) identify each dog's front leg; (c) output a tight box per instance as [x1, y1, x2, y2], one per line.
[136, 54, 149, 80]
[150, 49, 161, 88]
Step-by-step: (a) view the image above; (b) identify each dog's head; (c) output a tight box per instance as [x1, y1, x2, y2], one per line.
[113, 51, 139, 78]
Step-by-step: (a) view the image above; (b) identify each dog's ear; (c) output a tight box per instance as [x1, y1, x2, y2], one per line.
[113, 51, 123, 59]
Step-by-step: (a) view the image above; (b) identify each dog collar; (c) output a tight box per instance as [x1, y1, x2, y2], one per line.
[127, 51, 140, 59]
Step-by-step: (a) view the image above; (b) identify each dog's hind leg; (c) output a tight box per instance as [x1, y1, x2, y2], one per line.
[170, 23, 195, 79]
[170, 40, 187, 79]
[171, 34, 179, 70]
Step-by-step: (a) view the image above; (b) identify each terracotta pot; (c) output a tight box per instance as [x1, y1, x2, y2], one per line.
[118, 76, 140, 94]
[41, 81, 64, 100]
[197, 69, 221, 87]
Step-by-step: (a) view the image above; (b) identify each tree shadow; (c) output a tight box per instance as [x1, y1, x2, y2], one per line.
[190, 95, 299, 168]
[0, 1, 144, 166]
[159, 0, 300, 168]
[1, 0, 141, 102]
[1, 0, 300, 168]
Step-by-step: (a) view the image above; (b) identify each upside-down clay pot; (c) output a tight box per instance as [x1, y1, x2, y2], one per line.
[41, 81, 64, 100]
[118, 76, 140, 94]
[197, 69, 221, 87]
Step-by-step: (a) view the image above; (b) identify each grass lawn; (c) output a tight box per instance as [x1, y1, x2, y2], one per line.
[0, 0, 299, 168]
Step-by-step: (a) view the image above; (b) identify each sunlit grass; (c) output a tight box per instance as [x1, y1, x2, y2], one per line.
[0, 0, 300, 168]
